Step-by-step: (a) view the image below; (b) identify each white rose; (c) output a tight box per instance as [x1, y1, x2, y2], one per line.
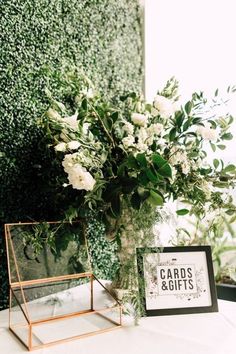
[122, 135, 135, 149]
[67, 141, 81, 150]
[47, 108, 61, 121]
[147, 123, 163, 136]
[123, 122, 134, 135]
[196, 123, 218, 141]
[62, 153, 78, 173]
[82, 87, 94, 99]
[181, 161, 191, 175]
[169, 147, 188, 166]
[55, 142, 67, 152]
[131, 113, 148, 127]
[200, 179, 212, 199]
[66, 164, 96, 191]
[138, 127, 148, 143]
[136, 142, 148, 152]
[153, 95, 176, 119]
[150, 107, 159, 116]
[64, 112, 78, 131]
[82, 122, 90, 135]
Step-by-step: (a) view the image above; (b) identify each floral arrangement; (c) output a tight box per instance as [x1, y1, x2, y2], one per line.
[38, 70, 236, 320]
[39, 73, 236, 222]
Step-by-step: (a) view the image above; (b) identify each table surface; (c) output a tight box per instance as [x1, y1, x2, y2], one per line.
[0, 287, 236, 354]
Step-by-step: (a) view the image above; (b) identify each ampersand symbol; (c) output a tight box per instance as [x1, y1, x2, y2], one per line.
[161, 281, 168, 291]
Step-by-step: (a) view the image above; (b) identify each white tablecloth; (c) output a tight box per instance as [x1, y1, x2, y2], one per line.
[0, 292, 235, 354]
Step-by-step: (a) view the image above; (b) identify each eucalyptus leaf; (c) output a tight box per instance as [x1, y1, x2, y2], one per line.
[176, 209, 189, 216]
[213, 159, 219, 169]
[148, 190, 164, 206]
[185, 101, 192, 115]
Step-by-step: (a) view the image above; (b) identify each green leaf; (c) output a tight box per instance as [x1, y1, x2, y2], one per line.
[213, 181, 229, 188]
[210, 142, 216, 152]
[131, 192, 141, 210]
[183, 120, 191, 131]
[152, 154, 172, 178]
[152, 153, 166, 168]
[169, 128, 177, 141]
[110, 194, 121, 218]
[208, 120, 217, 129]
[175, 112, 185, 128]
[117, 162, 127, 177]
[110, 111, 119, 123]
[213, 159, 219, 169]
[176, 209, 189, 216]
[192, 117, 202, 125]
[127, 154, 139, 169]
[82, 98, 87, 110]
[223, 164, 236, 173]
[158, 163, 172, 178]
[225, 209, 236, 216]
[121, 178, 138, 194]
[185, 101, 192, 115]
[136, 153, 147, 168]
[221, 133, 233, 140]
[147, 190, 164, 206]
[145, 168, 158, 183]
[217, 144, 226, 150]
[138, 171, 149, 186]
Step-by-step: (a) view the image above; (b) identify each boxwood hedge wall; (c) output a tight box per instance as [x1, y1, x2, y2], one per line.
[0, 0, 143, 309]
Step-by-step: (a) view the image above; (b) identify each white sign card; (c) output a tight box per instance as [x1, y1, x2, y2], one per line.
[137, 246, 218, 316]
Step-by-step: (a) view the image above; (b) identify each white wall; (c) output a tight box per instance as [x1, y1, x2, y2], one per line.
[144, 0, 236, 244]
[145, 0, 236, 163]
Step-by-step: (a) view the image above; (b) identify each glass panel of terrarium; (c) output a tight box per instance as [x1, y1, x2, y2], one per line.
[5, 226, 20, 284]
[31, 311, 119, 347]
[7, 222, 91, 282]
[92, 278, 119, 311]
[10, 289, 30, 348]
[11, 287, 31, 323]
[96, 306, 121, 327]
[22, 277, 92, 322]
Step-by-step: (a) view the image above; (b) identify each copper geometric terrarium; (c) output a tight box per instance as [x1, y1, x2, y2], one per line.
[5, 221, 122, 351]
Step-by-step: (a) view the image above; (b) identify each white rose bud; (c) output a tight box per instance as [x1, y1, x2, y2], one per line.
[82, 87, 94, 99]
[154, 95, 176, 119]
[131, 113, 148, 127]
[67, 141, 81, 150]
[64, 112, 78, 131]
[47, 108, 61, 121]
[55, 142, 67, 152]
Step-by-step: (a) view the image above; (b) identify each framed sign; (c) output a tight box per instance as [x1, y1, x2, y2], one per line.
[137, 246, 218, 316]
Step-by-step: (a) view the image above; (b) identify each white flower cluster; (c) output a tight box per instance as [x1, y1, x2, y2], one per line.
[121, 111, 164, 154]
[62, 154, 96, 191]
[153, 95, 178, 119]
[196, 123, 218, 141]
[55, 140, 81, 152]
[169, 146, 191, 175]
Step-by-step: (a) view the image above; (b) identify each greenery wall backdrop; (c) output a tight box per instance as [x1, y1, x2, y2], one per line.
[0, 0, 143, 309]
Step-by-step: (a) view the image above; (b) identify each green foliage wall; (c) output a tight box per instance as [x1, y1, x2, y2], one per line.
[0, 0, 143, 309]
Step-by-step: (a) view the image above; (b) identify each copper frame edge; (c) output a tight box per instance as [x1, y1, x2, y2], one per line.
[30, 324, 121, 351]
[5, 221, 123, 351]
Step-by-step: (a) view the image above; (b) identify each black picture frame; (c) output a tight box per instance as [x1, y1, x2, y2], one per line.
[137, 246, 218, 316]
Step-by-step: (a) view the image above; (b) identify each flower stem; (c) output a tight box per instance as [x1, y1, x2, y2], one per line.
[89, 103, 115, 148]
